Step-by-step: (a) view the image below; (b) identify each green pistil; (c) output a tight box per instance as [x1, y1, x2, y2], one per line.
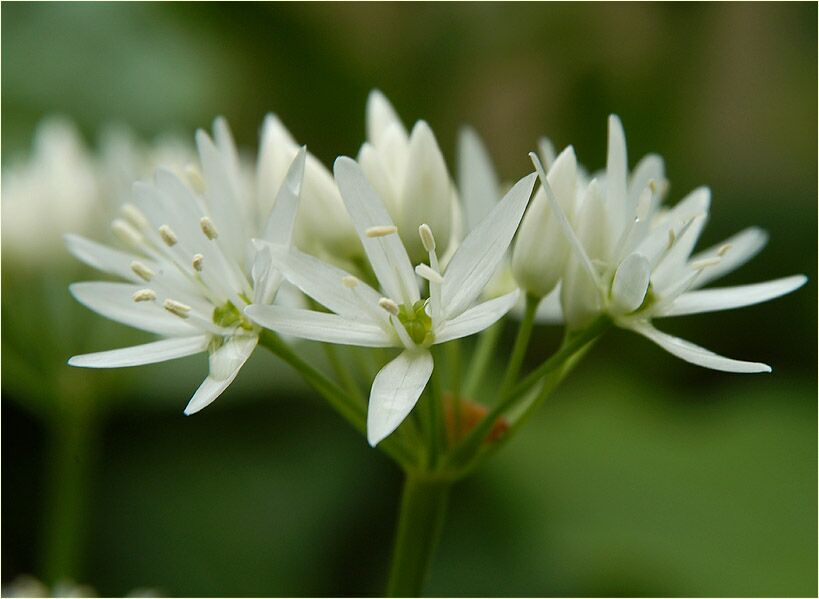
[213, 300, 253, 331]
[397, 300, 435, 346]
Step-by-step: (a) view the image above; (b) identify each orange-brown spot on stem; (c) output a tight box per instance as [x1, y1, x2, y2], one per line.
[443, 392, 508, 446]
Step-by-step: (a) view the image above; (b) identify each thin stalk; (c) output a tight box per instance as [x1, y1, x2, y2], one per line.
[386, 474, 451, 597]
[496, 294, 538, 401]
[41, 403, 96, 584]
[446, 341, 462, 442]
[445, 316, 611, 470]
[463, 321, 502, 400]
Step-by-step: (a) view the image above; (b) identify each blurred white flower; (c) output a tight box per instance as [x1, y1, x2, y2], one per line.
[536, 115, 806, 372]
[2, 118, 100, 268]
[68, 118, 306, 414]
[246, 157, 536, 445]
[2, 574, 160, 598]
[357, 90, 458, 264]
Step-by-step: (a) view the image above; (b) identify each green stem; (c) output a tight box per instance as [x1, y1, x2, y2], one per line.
[496, 294, 538, 401]
[386, 474, 451, 597]
[446, 341, 462, 442]
[463, 321, 502, 400]
[41, 404, 96, 584]
[258, 331, 415, 469]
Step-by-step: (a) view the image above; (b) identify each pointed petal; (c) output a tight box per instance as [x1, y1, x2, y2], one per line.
[690, 227, 768, 287]
[260, 146, 306, 246]
[367, 89, 406, 148]
[629, 321, 771, 373]
[68, 336, 209, 368]
[610, 253, 651, 314]
[442, 172, 536, 318]
[436, 289, 519, 343]
[333, 157, 419, 305]
[184, 335, 257, 415]
[606, 115, 628, 221]
[256, 242, 384, 322]
[245, 305, 393, 347]
[367, 349, 434, 446]
[457, 127, 500, 232]
[70, 282, 198, 336]
[65, 234, 143, 282]
[662, 275, 807, 317]
[652, 213, 708, 292]
[628, 153, 664, 207]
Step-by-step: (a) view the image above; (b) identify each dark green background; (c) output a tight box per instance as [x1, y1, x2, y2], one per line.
[3, 3, 816, 596]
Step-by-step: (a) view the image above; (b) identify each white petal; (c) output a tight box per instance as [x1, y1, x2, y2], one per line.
[65, 234, 143, 282]
[628, 153, 664, 208]
[651, 213, 707, 292]
[333, 157, 419, 305]
[442, 172, 536, 318]
[250, 246, 283, 306]
[257, 242, 384, 322]
[260, 146, 306, 246]
[610, 253, 651, 314]
[435, 289, 519, 344]
[662, 275, 807, 317]
[606, 115, 629, 224]
[366, 89, 406, 148]
[690, 227, 768, 288]
[457, 127, 500, 233]
[534, 286, 563, 324]
[184, 336, 257, 415]
[245, 305, 393, 347]
[367, 349, 434, 446]
[70, 282, 198, 336]
[628, 321, 771, 373]
[68, 336, 209, 368]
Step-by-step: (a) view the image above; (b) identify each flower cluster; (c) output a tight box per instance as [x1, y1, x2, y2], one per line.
[68, 92, 805, 450]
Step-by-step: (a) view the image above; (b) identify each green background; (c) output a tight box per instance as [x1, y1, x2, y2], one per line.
[2, 2, 816, 596]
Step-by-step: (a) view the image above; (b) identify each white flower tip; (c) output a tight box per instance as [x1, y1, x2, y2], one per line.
[415, 263, 443, 285]
[132, 288, 157, 303]
[164, 298, 191, 318]
[418, 224, 436, 252]
[158, 225, 178, 247]
[192, 254, 204, 272]
[378, 297, 400, 316]
[365, 225, 398, 238]
[200, 216, 219, 240]
[341, 275, 360, 289]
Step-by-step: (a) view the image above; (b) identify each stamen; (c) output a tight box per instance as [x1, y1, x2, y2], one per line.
[378, 297, 400, 316]
[415, 263, 443, 285]
[341, 275, 359, 289]
[200, 217, 219, 240]
[121, 203, 149, 229]
[192, 254, 204, 272]
[718, 244, 732, 257]
[365, 225, 398, 238]
[164, 298, 191, 318]
[159, 225, 178, 247]
[130, 261, 154, 282]
[185, 164, 205, 194]
[112, 219, 143, 246]
[132, 289, 157, 302]
[691, 256, 722, 270]
[418, 224, 436, 252]
[667, 228, 676, 250]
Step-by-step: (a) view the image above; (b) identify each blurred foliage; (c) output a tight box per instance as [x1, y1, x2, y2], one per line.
[2, 2, 816, 597]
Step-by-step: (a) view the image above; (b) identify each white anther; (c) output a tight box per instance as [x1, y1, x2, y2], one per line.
[159, 225, 178, 247]
[717, 243, 732, 257]
[130, 261, 154, 282]
[415, 263, 443, 285]
[691, 257, 722, 270]
[418, 224, 436, 252]
[365, 225, 398, 238]
[185, 164, 205, 194]
[164, 298, 191, 318]
[132, 288, 157, 302]
[378, 297, 400, 316]
[200, 217, 218, 240]
[112, 219, 143, 246]
[192, 254, 204, 272]
[341, 275, 359, 289]
[648, 179, 658, 194]
[121, 203, 149, 229]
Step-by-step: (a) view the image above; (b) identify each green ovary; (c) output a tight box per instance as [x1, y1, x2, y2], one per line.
[213, 301, 253, 331]
[397, 300, 435, 346]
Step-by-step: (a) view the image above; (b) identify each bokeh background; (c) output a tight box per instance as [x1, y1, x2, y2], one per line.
[2, 2, 816, 596]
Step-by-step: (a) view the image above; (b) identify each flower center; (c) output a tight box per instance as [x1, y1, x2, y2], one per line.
[397, 300, 435, 346]
[213, 300, 254, 331]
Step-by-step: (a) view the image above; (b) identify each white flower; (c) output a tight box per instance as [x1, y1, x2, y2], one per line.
[246, 157, 536, 446]
[536, 115, 806, 372]
[2, 118, 100, 268]
[357, 90, 458, 264]
[67, 118, 306, 414]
